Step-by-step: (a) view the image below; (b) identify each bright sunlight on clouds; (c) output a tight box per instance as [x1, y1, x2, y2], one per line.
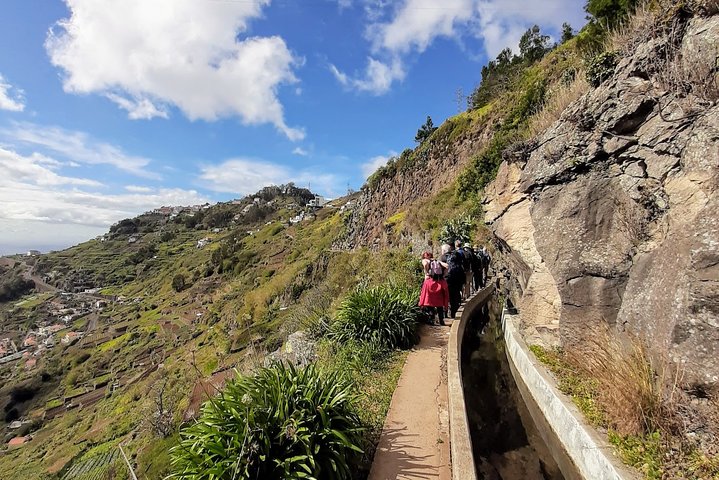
[331, 0, 585, 94]
[0, 74, 25, 112]
[45, 0, 305, 140]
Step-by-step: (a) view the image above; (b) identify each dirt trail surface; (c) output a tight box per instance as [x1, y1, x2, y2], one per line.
[369, 323, 452, 480]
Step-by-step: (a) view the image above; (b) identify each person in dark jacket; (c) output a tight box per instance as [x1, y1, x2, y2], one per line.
[472, 244, 485, 290]
[441, 243, 464, 318]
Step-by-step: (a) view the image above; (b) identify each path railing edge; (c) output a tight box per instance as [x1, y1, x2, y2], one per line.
[447, 285, 494, 480]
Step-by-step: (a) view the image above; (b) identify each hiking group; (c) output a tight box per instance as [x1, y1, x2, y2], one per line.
[418, 240, 491, 326]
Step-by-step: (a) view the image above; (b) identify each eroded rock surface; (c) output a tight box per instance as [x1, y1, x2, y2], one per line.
[485, 16, 719, 388]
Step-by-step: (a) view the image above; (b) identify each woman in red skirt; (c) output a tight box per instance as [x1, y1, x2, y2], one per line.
[419, 251, 450, 326]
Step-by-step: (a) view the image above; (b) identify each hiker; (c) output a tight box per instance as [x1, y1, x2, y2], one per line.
[472, 244, 484, 290]
[481, 245, 491, 283]
[419, 251, 449, 326]
[452, 240, 467, 299]
[441, 243, 464, 319]
[462, 243, 476, 297]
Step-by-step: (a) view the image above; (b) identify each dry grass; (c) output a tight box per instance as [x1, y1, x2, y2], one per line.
[528, 73, 590, 138]
[607, 2, 665, 55]
[565, 325, 678, 436]
[535, 327, 719, 478]
[657, 41, 719, 104]
[606, 0, 719, 104]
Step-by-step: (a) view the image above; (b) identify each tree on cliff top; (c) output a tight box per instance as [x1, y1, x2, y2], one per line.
[415, 116, 437, 144]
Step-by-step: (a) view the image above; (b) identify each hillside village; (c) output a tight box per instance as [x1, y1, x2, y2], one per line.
[1, 1, 718, 479]
[0, 184, 356, 468]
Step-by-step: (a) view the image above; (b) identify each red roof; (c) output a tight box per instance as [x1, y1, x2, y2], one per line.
[8, 436, 30, 446]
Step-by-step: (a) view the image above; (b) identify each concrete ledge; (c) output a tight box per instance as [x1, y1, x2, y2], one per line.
[502, 309, 639, 480]
[447, 286, 494, 480]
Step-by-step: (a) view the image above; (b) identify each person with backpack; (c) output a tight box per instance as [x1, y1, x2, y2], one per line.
[462, 243, 476, 297]
[481, 245, 491, 283]
[472, 244, 485, 290]
[440, 243, 464, 319]
[419, 251, 449, 326]
[452, 240, 467, 300]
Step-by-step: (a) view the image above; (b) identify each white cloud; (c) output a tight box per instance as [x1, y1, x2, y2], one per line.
[199, 158, 341, 197]
[368, 0, 474, 54]
[124, 185, 153, 193]
[0, 148, 101, 187]
[335, 0, 353, 9]
[292, 147, 309, 156]
[361, 151, 396, 178]
[105, 93, 169, 120]
[330, 57, 405, 95]
[332, 0, 585, 93]
[0, 147, 209, 230]
[472, 0, 584, 57]
[1, 122, 158, 178]
[46, 0, 304, 140]
[0, 74, 25, 112]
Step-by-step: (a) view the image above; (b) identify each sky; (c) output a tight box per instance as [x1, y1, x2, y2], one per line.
[0, 0, 586, 254]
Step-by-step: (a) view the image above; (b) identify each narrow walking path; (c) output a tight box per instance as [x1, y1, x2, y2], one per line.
[368, 322, 453, 480]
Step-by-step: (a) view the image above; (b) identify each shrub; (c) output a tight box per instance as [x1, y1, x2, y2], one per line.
[439, 215, 474, 245]
[171, 274, 186, 292]
[331, 285, 420, 350]
[586, 0, 638, 29]
[169, 363, 363, 480]
[586, 51, 619, 87]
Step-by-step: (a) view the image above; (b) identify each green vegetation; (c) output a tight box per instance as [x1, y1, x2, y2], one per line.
[439, 215, 474, 245]
[0, 266, 34, 302]
[170, 363, 363, 480]
[414, 116, 437, 144]
[331, 285, 420, 350]
[608, 431, 663, 479]
[171, 273, 186, 292]
[316, 340, 407, 471]
[586, 50, 620, 86]
[530, 343, 719, 479]
[529, 345, 606, 427]
[586, 0, 638, 29]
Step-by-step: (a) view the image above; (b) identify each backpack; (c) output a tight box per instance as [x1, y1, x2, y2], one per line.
[461, 247, 473, 271]
[477, 250, 490, 268]
[470, 249, 483, 271]
[429, 259, 444, 277]
[444, 250, 463, 272]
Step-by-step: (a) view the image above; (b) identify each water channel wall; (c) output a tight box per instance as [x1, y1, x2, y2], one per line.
[448, 289, 638, 480]
[448, 286, 494, 480]
[501, 308, 639, 480]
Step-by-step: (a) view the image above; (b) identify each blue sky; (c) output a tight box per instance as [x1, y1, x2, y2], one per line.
[0, 0, 586, 253]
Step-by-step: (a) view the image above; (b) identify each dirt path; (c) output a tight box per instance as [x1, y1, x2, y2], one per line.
[368, 323, 452, 480]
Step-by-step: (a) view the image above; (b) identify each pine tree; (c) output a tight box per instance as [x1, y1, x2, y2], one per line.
[414, 116, 437, 144]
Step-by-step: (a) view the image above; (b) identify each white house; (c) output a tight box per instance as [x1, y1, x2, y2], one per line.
[306, 195, 328, 208]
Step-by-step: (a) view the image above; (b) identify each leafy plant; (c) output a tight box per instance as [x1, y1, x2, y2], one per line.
[439, 215, 474, 245]
[586, 0, 638, 29]
[170, 363, 363, 480]
[586, 51, 619, 87]
[331, 285, 420, 350]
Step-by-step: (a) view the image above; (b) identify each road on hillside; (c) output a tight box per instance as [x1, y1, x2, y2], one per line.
[1, 256, 59, 293]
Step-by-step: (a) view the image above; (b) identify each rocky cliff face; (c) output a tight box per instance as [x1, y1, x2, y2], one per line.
[485, 15, 719, 389]
[341, 117, 495, 250]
